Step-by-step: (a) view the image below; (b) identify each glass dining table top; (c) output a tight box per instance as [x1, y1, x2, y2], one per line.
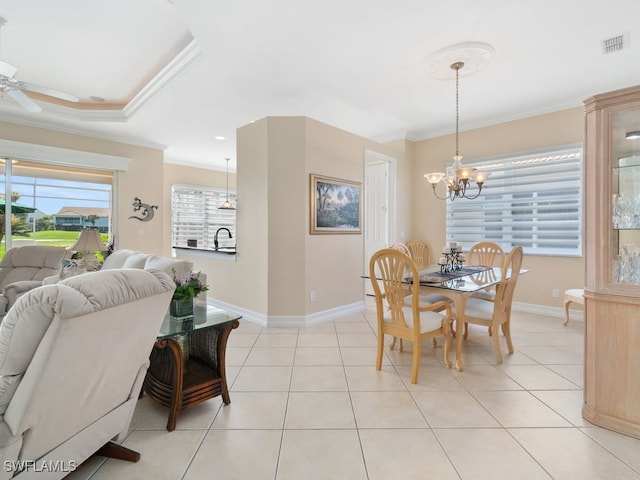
[364, 265, 527, 293]
[414, 265, 503, 292]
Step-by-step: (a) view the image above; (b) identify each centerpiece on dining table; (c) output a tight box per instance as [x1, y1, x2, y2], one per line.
[170, 269, 210, 317]
[438, 242, 466, 273]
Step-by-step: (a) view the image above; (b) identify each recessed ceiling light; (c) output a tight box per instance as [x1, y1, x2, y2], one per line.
[214, 136, 226, 140]
[89, 96, 105, 102]
[625, 130, 640, 139]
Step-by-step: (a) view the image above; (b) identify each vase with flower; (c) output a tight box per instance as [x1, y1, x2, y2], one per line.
[170, 270, 210, 317]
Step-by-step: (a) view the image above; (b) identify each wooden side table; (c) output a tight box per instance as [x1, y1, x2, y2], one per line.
[143, 305, 241, 431]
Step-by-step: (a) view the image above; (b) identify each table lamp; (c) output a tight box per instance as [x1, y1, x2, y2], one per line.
[72, 228, 105, 270]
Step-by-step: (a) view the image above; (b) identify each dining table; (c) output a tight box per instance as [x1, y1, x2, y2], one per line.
[413, 264, 527, 372]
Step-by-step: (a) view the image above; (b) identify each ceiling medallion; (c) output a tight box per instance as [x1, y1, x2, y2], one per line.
[425, 42, 495, 80]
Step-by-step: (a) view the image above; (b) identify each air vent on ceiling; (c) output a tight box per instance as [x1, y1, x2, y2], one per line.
[602, 32, 629, 54]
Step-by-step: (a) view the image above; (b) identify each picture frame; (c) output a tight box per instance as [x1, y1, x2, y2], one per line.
[310, 174, 362, 234]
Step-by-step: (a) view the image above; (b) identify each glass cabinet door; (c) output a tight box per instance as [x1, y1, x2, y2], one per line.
[611, 110, 640, 285]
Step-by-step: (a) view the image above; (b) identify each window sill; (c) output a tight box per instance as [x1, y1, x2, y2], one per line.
[173, 246, 236, 256]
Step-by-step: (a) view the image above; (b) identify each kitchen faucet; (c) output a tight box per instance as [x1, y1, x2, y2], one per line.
[214, 227, 232, 250]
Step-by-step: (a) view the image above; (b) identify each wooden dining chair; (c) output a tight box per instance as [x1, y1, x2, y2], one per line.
[390, 241, 450, 349]
[452, 246, 523, 364]
[406, 240, 432, 269]
[464, 241, 505, 338]
[467, 241, 505, 270]
[369, 248, 452, 383]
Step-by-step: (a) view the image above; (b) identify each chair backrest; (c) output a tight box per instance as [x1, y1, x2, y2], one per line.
[390, 242, 411, 257]
[0, 245, 66, 289]
[493, 246, 524, 318]
[406, 240, 431, 269]
[467, 241, 505, 268]
[369, 248, 420, 330]
[0, 268, 175, 462]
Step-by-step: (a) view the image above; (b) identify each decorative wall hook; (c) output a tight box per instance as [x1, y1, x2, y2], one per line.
[129, 197, 158, 222]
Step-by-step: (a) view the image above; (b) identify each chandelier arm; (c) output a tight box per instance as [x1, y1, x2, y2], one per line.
[430, 185, 449, 201]
[461, 184, 483, 200]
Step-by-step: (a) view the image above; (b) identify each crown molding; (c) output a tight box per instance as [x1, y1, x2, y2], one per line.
[1, 39, 202, 124]
[0, 138, 132, 171]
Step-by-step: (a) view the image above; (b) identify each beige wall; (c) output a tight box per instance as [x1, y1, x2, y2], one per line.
[233, 117, 404, 319]
[0, 121, 167, 255]
[2, 106, 587, 317]
[412, 107, 586, 308]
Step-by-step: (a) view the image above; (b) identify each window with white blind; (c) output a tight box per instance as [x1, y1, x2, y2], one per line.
[171, 184, 236, 250]
[446, 144, 583, 256]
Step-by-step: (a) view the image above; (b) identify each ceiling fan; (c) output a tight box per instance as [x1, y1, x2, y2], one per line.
[0, 17, 79, 112]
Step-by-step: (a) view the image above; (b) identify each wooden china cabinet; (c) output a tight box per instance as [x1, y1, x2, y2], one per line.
[583, 84, 640, 439]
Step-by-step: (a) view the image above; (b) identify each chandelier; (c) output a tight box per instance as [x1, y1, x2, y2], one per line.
[424, 61, 489, 200]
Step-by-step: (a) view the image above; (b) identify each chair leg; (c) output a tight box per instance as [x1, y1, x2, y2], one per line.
[463, 322, 469, 339]
[443, 333, 452, 369]
[376, 334, 384, 371]
[389, 336, 397, 350]
[96, 442, 140, 462]
[411, 344, 420, 384]
[492, 327, 503, 364]
[502, 321, 514, 354]
[563, 299, 571, 325]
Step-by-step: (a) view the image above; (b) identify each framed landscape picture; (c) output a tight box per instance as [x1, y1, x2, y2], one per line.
[310, 174, 362, 234]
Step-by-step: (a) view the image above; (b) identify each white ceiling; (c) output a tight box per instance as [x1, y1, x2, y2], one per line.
[1, 0, 639, 172]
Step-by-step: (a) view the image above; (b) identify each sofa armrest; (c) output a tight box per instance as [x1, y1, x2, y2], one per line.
[42, 275, 61, 285]
[2, 281, 44, 314]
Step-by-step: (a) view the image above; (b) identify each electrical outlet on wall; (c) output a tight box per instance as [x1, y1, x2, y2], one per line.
[310, 291, 317, 302]
[552, 288, 560, 298]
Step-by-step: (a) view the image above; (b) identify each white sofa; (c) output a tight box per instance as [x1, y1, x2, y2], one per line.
[0, 268, 175, 479]
[100, 249, 193, 278]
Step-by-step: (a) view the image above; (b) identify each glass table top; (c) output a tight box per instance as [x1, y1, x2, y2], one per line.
[158, 304, 242, 339]
[364, 266, 528, 293]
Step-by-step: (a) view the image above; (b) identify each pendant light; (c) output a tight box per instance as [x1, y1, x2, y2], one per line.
[424, 61, 489, 200]
[218, 157, 236, 210]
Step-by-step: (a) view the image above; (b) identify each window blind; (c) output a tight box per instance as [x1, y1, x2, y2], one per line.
[446, 145, 582, 256]
[171, 184, 236, 249]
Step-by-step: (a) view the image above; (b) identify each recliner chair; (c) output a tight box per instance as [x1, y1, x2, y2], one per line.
[0, 245, 66, 321]
[0, 268, 174, 479]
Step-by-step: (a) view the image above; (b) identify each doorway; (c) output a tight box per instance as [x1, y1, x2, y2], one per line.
[364, 150, 395, 295]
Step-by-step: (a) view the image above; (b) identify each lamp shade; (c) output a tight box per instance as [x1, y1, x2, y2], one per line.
[72, 229, 105, 252]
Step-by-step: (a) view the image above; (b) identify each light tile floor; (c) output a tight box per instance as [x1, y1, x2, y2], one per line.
[70, 299, 640, 480]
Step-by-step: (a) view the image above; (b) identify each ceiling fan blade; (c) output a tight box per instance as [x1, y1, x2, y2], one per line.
[17, 80, 79, 103]
[4, 87, 42, 112]
[0, 60, 18, 79]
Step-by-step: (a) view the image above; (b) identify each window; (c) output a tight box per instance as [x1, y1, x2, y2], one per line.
[446, 144, 582, 256]
[171, 184, 236, 250]
[0, 160, 113, 253]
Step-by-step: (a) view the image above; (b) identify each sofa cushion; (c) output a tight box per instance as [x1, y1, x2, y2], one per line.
[121, 253, 149, 269]
[145, 256, 192, 278]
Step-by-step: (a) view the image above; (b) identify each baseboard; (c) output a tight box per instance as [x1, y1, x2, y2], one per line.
[511, 301, 584, 322]
[207, 298, 583, 327]
[206, 299, 365, 327]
